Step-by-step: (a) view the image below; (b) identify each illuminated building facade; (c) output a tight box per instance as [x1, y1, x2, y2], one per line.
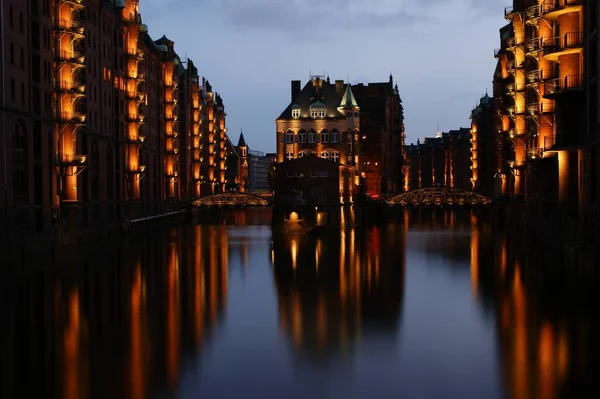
[0, 0, 229, 256]
[470, 93, 497, 197]
[406, 128, 473, 192]
[494, 0, 586, 207]
[200, 81, 228, 195]
[275, 75, 362, 206]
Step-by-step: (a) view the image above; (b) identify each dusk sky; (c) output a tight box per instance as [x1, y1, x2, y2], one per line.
[140, 0, 507, 153]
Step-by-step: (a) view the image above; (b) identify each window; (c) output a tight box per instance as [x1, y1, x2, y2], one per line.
[320, 151, 330, 160]
[10, 79, 15, 101]
[292, 109, 300, 118]
[9, 6, 13, 29]
[310, 108, 326, 118]
[285, 151, 293, 161]
[310, 170, 318, 178]
[319, 171, 328, 178]
[298, 130, 306, 143]
[287, 171, 295, 178]
[331, 130, 340, 143]
[298, 151, 307, 158]
[20, 48, 24, 69]
[19, 12, 24, 34]
[9, 43, 14, 64]
[347, 133, 353, 153]
[308, 130, 317, 143]
[13, 123, 26, 203]
[321, 130, 329, 143]
[285, 131, 294, 143]
[296, 171, 304, 178]
[21, 82, 25, 105]
[331, 151, 340, 163]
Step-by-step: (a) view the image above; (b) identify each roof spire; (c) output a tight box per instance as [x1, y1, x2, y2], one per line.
[339, 83, 359, 110]
[436, 122, 441, 139]
[237, 129, 247, 148]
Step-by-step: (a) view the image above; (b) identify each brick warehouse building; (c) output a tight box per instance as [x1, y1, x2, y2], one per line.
[275, 75, 362, 208]
[274, 74, 406, 207]
[0, 0, 230, 256]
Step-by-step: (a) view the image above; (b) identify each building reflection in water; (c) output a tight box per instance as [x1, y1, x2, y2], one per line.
[467, 211, 599, 399]
[3, 225, 230, 399]
[273, 207, 406, 364]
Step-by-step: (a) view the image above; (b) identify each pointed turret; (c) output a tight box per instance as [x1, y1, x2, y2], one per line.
[237, 130, 247, 148]
[339, 84, 358, 110]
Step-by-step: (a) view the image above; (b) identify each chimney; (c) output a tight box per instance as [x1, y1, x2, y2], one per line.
[291, 80, 301, 102]
[335, 80, 344, 97]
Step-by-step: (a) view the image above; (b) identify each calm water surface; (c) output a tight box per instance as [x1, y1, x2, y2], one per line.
[2, 208, 599, 399]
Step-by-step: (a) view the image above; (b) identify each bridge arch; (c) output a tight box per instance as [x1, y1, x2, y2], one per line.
[386, 187, 493, 207]
[192, 192, 272, 208]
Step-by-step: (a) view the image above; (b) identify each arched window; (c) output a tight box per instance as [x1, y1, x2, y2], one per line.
[9, 6, 13, 29]
[298, 151, 307, 158]
[331, 151, 340, 163]
[320, 151, 330, 160]
[19, 12, 24, 34]
[9, 43, 14, 65]
[298, 130, 306, 143]
[331, 129, 340, 143]
[285, 130, 294, 144]
[285, 151, 294, 161]
[321, 130, 329, 144]
[308, 129, 317, 143]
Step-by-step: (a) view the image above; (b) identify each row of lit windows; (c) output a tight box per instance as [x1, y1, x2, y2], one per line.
[286, 170, 329, 178]
[285, 131, 341, 144]
[285, 151, 341, 162]
[291, 108, 328, 119]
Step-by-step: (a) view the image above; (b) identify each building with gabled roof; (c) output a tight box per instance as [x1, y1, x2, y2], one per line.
[275, 75, 362, 207]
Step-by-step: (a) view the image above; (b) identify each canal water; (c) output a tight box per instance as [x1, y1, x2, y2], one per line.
[2, 208, 599, 399]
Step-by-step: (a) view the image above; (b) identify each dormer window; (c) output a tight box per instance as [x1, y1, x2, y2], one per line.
[292, 109, 300, 118]
[310, 109, 326, 118]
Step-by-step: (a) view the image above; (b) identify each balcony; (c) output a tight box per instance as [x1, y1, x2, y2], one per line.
[125, 48, 144, 59]
[53, 18, 85, 37]
[527, 102, 555, 115]
[543, 75, 583, 98]
[542, 32, 584, 61]
[505, 5, 519, 19]
[55, 111, 86, 124]
[527, 147, 543, 160]
[525, 5, 540, 24]
[54, 80, 85, 94]
[54, 49, 85, 65]
[126, 114, 144, 124]
[541, 0, 583, 21]
[56, 0, 83, 10]
[526, 37, 541, 54]
[57, 154, 87, 166]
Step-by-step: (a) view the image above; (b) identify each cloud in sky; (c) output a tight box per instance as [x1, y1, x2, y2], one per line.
[140, 0, 507, 152]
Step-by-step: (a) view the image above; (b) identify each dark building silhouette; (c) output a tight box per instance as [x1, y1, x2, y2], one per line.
[352, 75, 405, 195]
[406, 128, 472, 191]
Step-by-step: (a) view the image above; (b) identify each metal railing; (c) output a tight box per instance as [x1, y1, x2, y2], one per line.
[544, 75, 583, 95]
[54, 49, 85, 64]
[53, 80, 85, 93]
[53, 18, 84, 32]
[54, 110, 86, 123]
[542, 32, 584, 55]
[527, 148, 543, 159]
[541, 0, 583, 15]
